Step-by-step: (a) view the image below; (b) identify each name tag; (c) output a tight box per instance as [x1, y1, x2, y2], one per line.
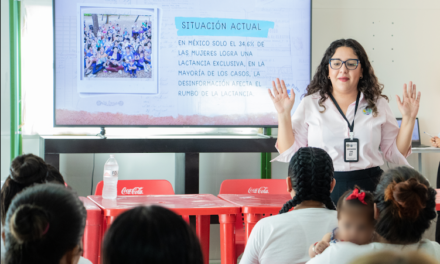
[344, 138, 359, 162]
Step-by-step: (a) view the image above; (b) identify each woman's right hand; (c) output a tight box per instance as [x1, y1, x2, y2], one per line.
[431, 136, 440, 148]
[268, 78, 296, 115]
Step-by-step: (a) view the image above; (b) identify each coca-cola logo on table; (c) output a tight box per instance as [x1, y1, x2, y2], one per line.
[248, 187, 269, 194]
[121, 187, 144, 195]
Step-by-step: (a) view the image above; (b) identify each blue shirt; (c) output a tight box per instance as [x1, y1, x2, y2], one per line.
[109, 51, 121, 61]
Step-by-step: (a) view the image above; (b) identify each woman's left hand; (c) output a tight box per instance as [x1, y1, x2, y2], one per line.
[396, 81, 421, 119]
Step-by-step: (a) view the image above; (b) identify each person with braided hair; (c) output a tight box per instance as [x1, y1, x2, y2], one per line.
[270, 39, 420, 203]
[306, 166, 440, 264]
[240, 147, 338, 264]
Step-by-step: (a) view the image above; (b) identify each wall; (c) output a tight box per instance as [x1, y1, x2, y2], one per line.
[1, 0, 439, 260]
[1, 0, 11, 180]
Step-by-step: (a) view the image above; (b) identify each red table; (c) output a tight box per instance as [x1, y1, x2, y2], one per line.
[79, 197, 102, 264]
[218, 194, 291, 245]
[436, 189, 440, 211]
[88, 194, 240, 264]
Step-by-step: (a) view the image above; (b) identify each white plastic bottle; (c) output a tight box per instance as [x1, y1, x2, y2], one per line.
[102, 155, 119, 199]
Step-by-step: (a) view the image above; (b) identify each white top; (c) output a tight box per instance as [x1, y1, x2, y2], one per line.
[272, 92, 411, 171]
[240, 208, 338, 264]
[306, 239, 440, 264]
[1, 231, 92, 264]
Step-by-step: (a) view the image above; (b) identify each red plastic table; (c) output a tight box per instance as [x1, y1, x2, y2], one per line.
[436, 189, 440, 211]
[218, 194, 291, 245]
[88, 194, 240, 264]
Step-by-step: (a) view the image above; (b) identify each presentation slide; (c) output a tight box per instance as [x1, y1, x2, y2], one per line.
[54, 0, 311, 126]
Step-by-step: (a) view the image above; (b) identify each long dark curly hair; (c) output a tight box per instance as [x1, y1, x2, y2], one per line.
[279, 147, 336, 214]
[306, 39, 388, 116]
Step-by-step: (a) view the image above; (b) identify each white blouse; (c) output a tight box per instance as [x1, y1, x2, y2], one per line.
[306, 239, 440, 264]
[272, 92, 411, 171]
[240, 208, 338, 264]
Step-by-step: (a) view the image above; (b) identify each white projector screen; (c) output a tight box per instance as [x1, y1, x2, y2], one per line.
[53, 0, 311, 127]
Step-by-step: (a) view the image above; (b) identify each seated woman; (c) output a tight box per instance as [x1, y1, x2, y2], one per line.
[307, 166, 440, 264]
[1, 154, 91, 264]
[1, 154, 64, 226]
[102, 205, 203, 264]
[2, 184, 87, 264]
[240, 147, 338, 264]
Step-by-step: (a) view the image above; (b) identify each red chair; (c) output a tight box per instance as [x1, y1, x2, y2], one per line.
[219, 179, 286, 258]
[94, 179, 174, 196]
[79, 197, 102, 264]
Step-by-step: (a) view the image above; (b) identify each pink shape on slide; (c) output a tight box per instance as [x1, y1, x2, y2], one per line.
[56, 109, 278, 126]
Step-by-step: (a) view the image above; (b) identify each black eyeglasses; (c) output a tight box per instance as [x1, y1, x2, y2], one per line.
[329, 59, 360, 70]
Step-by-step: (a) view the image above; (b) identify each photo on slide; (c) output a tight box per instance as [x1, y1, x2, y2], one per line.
[77, 5, 159, 94]
[83, 14, 153, 79]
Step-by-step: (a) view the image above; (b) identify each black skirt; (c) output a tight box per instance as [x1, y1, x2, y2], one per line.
[330, 166, 384, 204]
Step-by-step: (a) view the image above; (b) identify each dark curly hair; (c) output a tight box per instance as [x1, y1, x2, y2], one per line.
[374, 167, 437, 244]
[279, 147, 336, 214]
[305, 39, 388, 117]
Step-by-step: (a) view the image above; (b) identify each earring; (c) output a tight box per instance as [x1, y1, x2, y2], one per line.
[328, 76, 330, 79]
[360, 76, 363, 79]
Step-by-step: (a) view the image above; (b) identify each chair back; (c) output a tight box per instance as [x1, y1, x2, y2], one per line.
[95, 179, 174, 195]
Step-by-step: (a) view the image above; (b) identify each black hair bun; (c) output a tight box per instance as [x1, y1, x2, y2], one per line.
[10, 204, 49, 244]
[9, 154, 47, 185]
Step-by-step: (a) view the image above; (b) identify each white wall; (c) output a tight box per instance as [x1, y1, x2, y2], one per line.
[1, 0, 11, 180]
[1, 0, 439, 260]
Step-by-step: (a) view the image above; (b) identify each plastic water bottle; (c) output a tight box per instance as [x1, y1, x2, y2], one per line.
[102, 155, 119, 199]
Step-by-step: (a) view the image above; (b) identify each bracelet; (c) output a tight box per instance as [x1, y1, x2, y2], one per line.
[313, 242, 318, 254]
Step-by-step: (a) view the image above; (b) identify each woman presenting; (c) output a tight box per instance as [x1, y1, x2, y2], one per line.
[270, 39, 420, 202]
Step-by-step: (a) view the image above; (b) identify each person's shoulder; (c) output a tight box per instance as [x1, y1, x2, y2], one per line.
[373, 95, 390, 107]
[420, 239, 440, 259]
[78, 256, 93, 264]
[303, 91, 321, 101]
[293, 208, 338, 223]
[258, 208, 336, 226]
[307, 242, 372, 264]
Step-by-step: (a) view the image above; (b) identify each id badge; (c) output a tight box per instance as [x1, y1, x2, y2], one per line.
[344, 138, 359, 162]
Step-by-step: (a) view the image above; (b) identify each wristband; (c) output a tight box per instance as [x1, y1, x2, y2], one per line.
[313, 242, 318, 254]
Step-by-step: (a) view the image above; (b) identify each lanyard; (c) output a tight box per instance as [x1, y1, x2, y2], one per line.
[328, 92, 360, 140]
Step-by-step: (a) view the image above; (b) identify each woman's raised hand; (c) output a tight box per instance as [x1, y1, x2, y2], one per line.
[396, 81, 420, 119]
[268, 78, 295, 115]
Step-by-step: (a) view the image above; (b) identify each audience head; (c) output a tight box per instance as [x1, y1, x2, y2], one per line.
[336, 186, 375, 245]
[3, 184, 86, 264]
[279, 147, 336, 214]
[374, 166, 437, 244]
[102, 206, 203, 264]
[350, 251, 440, 264]
[1, 154, 65, 225]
